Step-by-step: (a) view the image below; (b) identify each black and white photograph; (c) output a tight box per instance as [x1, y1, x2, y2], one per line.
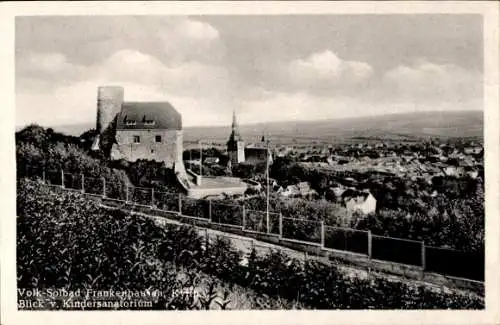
[1, 1, 500, 325]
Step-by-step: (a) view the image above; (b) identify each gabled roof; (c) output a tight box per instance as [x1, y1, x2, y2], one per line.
[341, 189, 372, 202]
[116, 102, 182, 130]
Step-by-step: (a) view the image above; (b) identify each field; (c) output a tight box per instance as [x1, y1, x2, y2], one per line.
[17, 179, 484, 310]
[32, 110, 483, 144]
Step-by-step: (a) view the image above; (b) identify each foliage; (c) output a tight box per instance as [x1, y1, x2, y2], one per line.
[119, 159, 182, 192]
[17, 180, 484, 310]
[16, 126, 129, 199]
[17, 180, 282, 310]
[232, 161, 267, 179]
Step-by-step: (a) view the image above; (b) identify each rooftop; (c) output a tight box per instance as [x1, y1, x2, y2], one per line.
[116, 101, 182, 130]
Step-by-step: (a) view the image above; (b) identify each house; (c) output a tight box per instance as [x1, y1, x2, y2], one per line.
[279, 182, 317, 198]
[326, 156, 335, 165]
[92, 86, 184, 172]
[443, 166, 477, 178]
[185, 159, 201, 166]
[204, 157, 220, 165]
[326, 186, 347, 202]
[278, 185, 299, 197]
[463, 146, 483, 155]
[245, 144, 273, 164]
[443, 166, 459, 177]
[341, 189, 377, 214]
[467, 170, 479, 179]
[463, 165, 479, 179]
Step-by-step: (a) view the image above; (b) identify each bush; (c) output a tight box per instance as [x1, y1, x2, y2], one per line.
[16, 125, 129, 199]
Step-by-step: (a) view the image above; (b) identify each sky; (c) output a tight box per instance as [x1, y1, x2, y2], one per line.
[15, 15, 483, 128]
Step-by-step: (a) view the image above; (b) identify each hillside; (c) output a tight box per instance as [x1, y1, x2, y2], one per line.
[21, 110, 483, 144]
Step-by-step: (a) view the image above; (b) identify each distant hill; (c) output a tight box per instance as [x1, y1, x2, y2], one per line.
[18, 110, 483, 145]
[183, 110, 483, 145]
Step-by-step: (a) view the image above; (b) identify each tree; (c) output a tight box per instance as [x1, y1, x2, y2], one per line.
[79, 128, 99, 150]
[16, 124, 48, 148]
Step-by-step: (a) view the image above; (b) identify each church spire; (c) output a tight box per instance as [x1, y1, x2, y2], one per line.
[232, 109, 241, 138]
[229, 108, 242, 141]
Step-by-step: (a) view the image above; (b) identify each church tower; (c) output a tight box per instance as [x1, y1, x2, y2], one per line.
[227, 109, 245, 164]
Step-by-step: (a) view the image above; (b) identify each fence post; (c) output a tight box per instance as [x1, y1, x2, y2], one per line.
[208, 200, 212, 223]
[421, 241, 426, 271]
[42, 169, 46, 184]
[61, 170, 65, 188]
[368, 231, 372, 259]
[81, 174, 85, 193]
[151, 188, 155, 207]
[242, 204, 246, 229]
[279, 213, 283, 238]
[266, 212, 270, 234]
[320, 221, 325, 248]
[205, 228, 209, 252]
[178, 194, 182, 214]
[102, 177, 106, 198]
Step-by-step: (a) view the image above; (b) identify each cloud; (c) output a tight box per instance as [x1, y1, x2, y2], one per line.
[16, 17, 224, 68]
[15, 16, 233, 128]
[15, 16, 483, 129]
[16, 46, 235, 127]
[244, 50, 374, 97]
[16, 52, 85, 84]
[16, 51, 482, 129]
[381, 61, 482, 103]
[16, 78, 236, 128]
[176, 19, 220, 41]
[287, 50, 374, 89]
[19, 53, 68, 73]
[90, 49, 232, 98]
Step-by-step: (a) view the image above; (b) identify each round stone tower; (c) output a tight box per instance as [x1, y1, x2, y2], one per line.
[96, 86, 124, 134]
[96, 86, 124, 155]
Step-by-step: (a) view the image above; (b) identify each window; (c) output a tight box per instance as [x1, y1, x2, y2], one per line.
[155, 135, 162, 143]
[126, 120, 137, 126]
[145, 120, 156, 126]
[133, 135, 140, 143]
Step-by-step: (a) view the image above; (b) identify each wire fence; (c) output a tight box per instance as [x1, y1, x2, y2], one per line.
[371, 235, 423, 267]
[324, 226, 369, 255]
[19, 166, 484, 282]
[425, 246, 484, 281]
[180, 197, 209, 220]
[83, 176, 105, 196]
[282, 217, 322, 244]
[211, 202, 243, 227]
[153, 190, 180, 212]
[244, 209, 280, 235]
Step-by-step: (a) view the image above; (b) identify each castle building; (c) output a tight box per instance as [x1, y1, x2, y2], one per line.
[93, 86, 185, 172]
[226, 109, 246, 164]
